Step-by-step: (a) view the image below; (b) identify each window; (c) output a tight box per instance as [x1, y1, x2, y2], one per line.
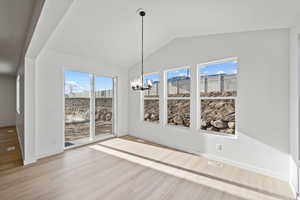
[166, 67, 191, 127]
[143, 73, 160, 122]
[16, 75, 20, 114]
[199, 59, 237, 135]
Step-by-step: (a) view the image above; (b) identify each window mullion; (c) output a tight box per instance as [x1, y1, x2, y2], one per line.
[90, 74, 95, 140]
[190, 65, 197, 130]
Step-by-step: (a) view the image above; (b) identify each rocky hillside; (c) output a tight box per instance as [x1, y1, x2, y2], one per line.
[167, 100, 190, 127]
[144, 91, 236, 134]
[64, 98, 113, 142]
[201, 99, 235, 134]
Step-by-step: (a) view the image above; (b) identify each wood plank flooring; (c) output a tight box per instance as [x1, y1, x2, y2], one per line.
[0, 136, 295, 200]
[96, 137, 295, 200]
[0, 126, 23, 171]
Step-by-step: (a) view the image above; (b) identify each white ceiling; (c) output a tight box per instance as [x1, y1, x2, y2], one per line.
[0, 0, 37, 75]
[45, 0, 300, 68]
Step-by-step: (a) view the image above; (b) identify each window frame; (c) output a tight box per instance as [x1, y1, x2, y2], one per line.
[141, 72, 161, 124]
[16, 75, 20, 115]
[93, 74, 116, 138]
[164, 66, 192, 128]
[62, 69, 117, 150]
[197, 57, 238, 137]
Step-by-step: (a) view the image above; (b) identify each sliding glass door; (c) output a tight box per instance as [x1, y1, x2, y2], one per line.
[95, 76, 114, 137]
[64, 70, 115, 148]
[64, 71, 91, 147]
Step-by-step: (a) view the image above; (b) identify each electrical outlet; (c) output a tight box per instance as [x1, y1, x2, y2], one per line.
[216, 144, 222, 151]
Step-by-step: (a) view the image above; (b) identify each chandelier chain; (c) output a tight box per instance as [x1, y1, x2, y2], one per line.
[141, 14, 144, 87]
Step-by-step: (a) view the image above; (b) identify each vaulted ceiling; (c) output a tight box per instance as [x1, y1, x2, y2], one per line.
[41, 0, 300, 68]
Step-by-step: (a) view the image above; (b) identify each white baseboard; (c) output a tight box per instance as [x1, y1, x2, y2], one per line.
[23, 158, 37, 165]
[36, 149, 63, 160]
[0, 123, 16, 127]
[290, 182, 297, 199]
[200, 152, 288, 181]
[129, 133, 289, 182]
[289, 156, 299, 199]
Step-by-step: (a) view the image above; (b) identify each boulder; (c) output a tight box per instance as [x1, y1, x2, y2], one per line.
[224, 113, 235, 121]
[228, 122, 235, 129]
[150, 113, 158, 121]
[225, 104, 235, 114]
[211, 120, 227, 129]
[225, 128, 234, 134]
[144, 113, 150, 120]
[104, 112, 112, 121]
[215, 101, 225, 109]
[201, 121, 207, 128]
[174, 115, 183, 125]
[207, 126, 218, 131]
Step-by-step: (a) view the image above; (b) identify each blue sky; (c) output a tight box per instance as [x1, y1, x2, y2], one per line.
[144, 69, 191, 82]
[65, 60, 237, 93]
[144, 73, 160, 82]
[95, 75, 113, 91]
[199, 60, 237, 76]
[64, 70, 113, 94]
[167, 68, 190, 79]
[144, 61, 237, 81]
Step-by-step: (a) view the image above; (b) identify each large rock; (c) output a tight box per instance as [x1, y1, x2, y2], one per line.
[225, 128, 234, 134]
[150, 113, 158, 121]
[228, 122, 235, 129]
[200, 98, 235, 134]
[144, 113, 150, 120]
[104, 112, 112, 121]
[201, 121, 208, 128]
[211, 120, 227, 129]
[207, 126, 218, 132]
[174, 115, 183, 125]
[215, 101, 225, 109]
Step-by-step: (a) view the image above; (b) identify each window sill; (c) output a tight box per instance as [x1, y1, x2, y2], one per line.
[165, 124, 191, 131]
[141, 120, 161, 126]
[199, 129, 238, 139]
[140, 120, 237, 139]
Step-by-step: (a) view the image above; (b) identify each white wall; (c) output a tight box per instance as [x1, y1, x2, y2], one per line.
[16, 64, 25, 159]
[24, 58, 36, 164]
[129, 29, 290, 180]
[0, 75, 16, 127]
[289, 24, 300, 196]
[34, 50, 128, 159]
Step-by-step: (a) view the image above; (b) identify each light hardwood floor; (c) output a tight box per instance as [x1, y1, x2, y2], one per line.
[0, 126, 22, 171]
[0, 137, 295, 200]
[95, 137, 295, 200]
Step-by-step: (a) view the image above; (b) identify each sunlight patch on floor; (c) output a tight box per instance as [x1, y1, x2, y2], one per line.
[89, 138, 293, 200]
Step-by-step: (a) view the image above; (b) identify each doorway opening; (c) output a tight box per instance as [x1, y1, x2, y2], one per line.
[64, 70, 116, 148]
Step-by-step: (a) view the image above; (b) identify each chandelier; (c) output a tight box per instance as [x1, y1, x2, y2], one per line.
[130, 9, 153, 91]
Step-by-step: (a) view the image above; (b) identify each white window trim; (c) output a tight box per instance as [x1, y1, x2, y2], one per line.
[165, 66, 192, 128]
[62, 69, 117, 150]
[138, 58, 238, 139]
[16, 75, 20, 115]
[197, 57, 238, 137]
[141, 72, 161, 124]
